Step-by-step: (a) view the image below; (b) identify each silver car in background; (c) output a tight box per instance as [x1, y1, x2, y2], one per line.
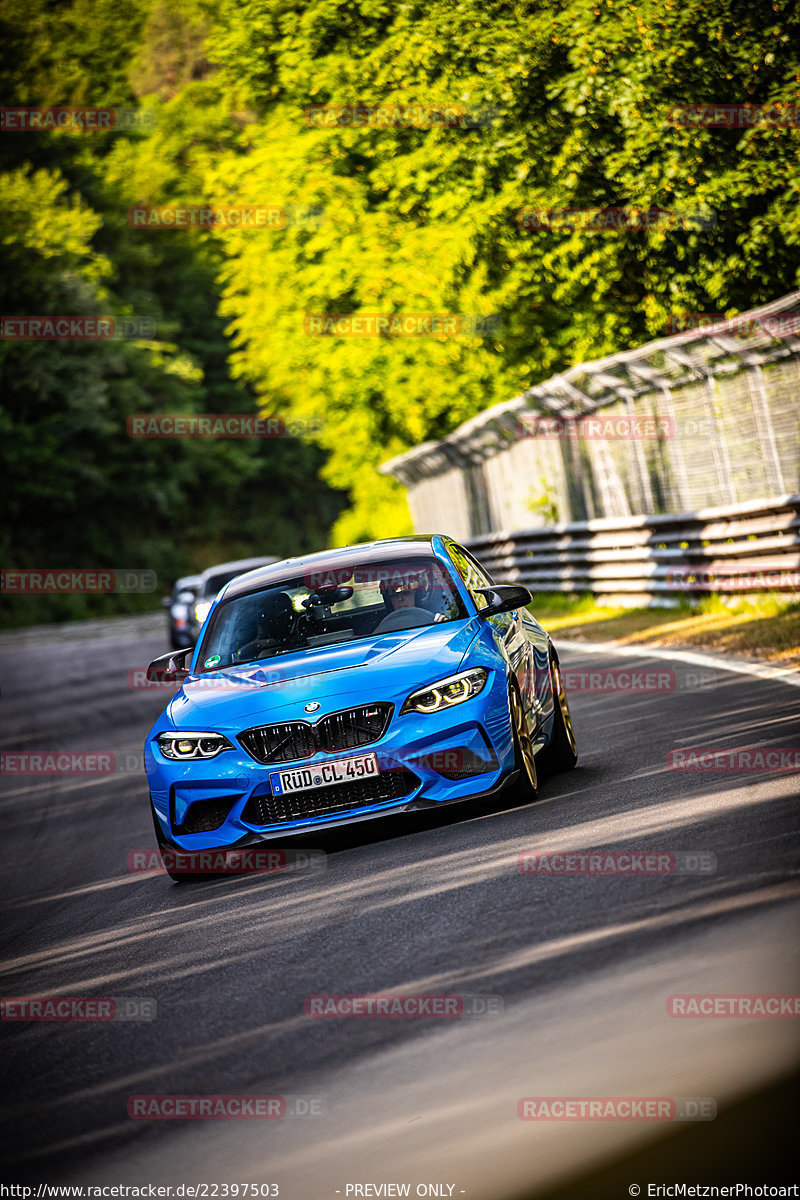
[164, 574, 202, 649]
[186, 556, 278, 644]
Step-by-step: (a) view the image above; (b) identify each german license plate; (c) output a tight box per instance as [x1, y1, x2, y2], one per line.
[270, 752, 379, 796]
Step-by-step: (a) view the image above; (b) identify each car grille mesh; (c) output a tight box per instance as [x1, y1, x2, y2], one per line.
[239, 704, 392, 765]
[241, 769, 418, 827]
[243, 721, 318, 763]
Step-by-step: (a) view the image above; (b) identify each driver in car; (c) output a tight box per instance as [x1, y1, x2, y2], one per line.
[373, 574, 439, 634]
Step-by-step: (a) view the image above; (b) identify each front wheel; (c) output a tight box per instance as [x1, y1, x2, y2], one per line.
[539, 655, 578, 774]
[509, 683, 538, 799]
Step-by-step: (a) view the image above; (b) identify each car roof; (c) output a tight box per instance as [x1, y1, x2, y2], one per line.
[222, 536, 446, 601]
[175, 574, 202, 589]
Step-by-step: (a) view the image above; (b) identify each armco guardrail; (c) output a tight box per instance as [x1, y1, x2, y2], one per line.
[466, 495, 800, 600]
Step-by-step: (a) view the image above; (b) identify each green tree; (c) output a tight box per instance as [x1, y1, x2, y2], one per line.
[208, 0, 800, 540]
[0, 0, 344, 626]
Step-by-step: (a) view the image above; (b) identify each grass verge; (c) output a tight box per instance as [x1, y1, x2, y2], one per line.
[530, 591, 800, 667]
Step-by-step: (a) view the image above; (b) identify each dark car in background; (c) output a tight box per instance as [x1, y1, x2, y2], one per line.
[163, 575, 202, 650]
[186, 557, 278, 645]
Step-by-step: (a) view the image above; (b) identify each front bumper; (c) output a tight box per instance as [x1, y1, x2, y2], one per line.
[146, 677, 516, 851]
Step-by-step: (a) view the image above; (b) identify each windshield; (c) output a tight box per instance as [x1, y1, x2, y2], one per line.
[196, 556, 467, 671]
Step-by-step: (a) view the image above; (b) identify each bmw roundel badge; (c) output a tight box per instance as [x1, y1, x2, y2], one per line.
[304, 701, 321, 713]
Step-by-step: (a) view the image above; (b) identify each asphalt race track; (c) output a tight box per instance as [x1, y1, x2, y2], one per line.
[1, 615, 798, 1196]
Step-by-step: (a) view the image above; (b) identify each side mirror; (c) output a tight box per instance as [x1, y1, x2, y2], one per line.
[473, 584, 532, 618]
[161, 596, 172, 609]
[146, 646, 194, 682]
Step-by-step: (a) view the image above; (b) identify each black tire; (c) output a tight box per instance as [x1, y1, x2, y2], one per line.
[539, 654, 578, 774]
[509, 682, 538, 799]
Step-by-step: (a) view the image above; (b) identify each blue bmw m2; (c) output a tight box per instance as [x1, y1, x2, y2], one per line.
[144, 535, 577, 880]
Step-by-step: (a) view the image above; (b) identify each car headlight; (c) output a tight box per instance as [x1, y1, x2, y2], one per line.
[194, 600, 212, 625]
[156, 731, 234, 760]
[400, 668, 488, 715]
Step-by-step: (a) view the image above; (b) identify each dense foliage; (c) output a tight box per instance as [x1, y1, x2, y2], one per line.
[0, 0, 344, 625]
[1, 0, 798, 621]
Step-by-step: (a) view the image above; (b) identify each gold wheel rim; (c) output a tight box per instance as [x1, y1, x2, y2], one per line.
[553, 661, 577, 755]
[511, 686, 537, 789]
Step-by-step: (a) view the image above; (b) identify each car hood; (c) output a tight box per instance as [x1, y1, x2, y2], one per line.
[163, 619, 483, 730]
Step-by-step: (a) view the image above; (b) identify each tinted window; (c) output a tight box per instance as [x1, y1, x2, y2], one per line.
[447, 544, 495, 610]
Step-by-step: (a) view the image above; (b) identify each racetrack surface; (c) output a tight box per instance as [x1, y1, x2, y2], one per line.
[1, 615, 798, 1195]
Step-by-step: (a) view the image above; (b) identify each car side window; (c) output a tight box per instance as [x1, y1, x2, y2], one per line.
[447, 544, 494, 611]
